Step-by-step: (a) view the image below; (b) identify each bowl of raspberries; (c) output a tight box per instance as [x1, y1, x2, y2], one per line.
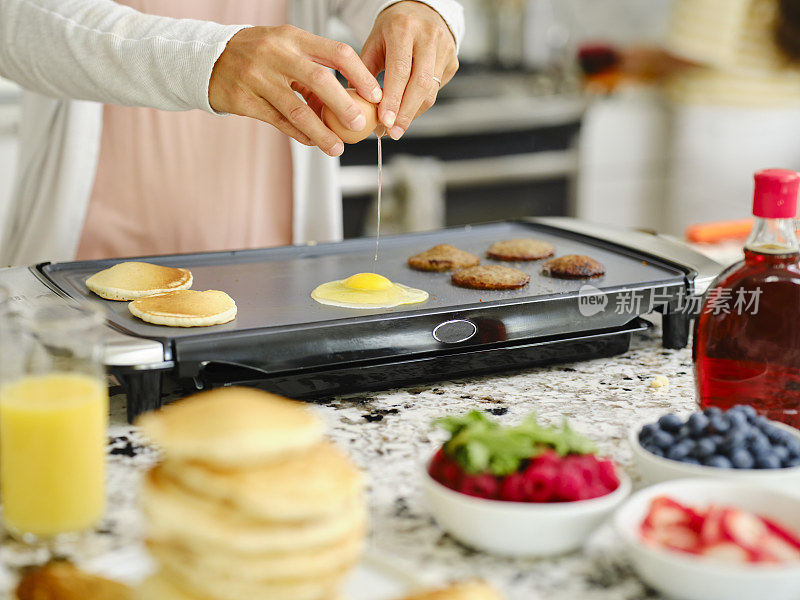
[630, 405, 800, 491]
[423, 410, 631, 556]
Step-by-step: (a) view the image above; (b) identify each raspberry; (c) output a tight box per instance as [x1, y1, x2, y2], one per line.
[531, 449, 561, 470]
[522, 463, 558, 502]
[428, 448, 447, 479]
[436, 455, 464, 490]
[596, 459, 620, 491]
[553, 467, 583, 501]
[459, 474, 500, 499]
[562, 454, 598, 487]
[499, 473, 526, 502]
[578, 483, 609, 500]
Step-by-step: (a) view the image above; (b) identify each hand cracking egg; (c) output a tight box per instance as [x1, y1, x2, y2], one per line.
[311, 273, 428, 309]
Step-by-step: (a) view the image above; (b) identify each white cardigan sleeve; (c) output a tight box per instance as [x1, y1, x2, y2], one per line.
[0, 0, 248, 112]
[334, 0, 465, 50]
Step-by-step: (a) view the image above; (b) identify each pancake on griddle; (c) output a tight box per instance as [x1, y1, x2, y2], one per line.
[85, 261, 192, 301]
[136, 387, 324, 467]
[128, 289, 236, 327]
[541, 254, 605, 279]
[408, 244, 480, 272]
[486, 238, 554, 262]
[451, 265, 530, 290]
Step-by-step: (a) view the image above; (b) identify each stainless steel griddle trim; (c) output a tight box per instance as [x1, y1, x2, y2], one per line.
[528, 217, 722, 294]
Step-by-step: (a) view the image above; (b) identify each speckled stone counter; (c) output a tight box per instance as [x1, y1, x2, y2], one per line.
[0, 315, 697, 600]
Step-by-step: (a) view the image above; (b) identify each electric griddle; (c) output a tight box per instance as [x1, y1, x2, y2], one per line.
[0, 218, 722, 422]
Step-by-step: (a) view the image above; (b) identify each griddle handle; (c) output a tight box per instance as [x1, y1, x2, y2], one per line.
[115, 370, 165, 423]
[662, 311, 691, 349]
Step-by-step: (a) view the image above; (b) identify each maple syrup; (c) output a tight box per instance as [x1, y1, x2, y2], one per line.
[694, 169, 800, 427]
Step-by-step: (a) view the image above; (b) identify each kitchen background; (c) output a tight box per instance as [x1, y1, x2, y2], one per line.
[0, 0, 748, 243]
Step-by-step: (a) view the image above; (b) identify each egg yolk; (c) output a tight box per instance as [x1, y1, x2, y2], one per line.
[344, 273, 392, 291]
[310, 273, 428, 309]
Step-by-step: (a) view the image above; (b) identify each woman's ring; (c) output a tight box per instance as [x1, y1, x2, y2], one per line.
[432, 75, 442, 85]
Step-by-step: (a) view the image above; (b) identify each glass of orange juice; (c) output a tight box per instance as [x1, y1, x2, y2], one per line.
[0, 297, 107, 543]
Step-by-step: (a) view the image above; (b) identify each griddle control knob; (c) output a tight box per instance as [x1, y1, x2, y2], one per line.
[433, 319, 478, 344]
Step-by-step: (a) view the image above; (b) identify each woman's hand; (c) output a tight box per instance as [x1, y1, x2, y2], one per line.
[209, 25, 383, 157]
[360, 1, 459, 140]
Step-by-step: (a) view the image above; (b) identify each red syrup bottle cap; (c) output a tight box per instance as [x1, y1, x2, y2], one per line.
[753, 169, 800, 219]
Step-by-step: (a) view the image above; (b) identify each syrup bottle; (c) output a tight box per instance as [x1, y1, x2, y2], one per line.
[694, 169, 800, 427]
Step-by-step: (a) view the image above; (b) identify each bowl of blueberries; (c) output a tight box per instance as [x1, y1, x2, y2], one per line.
[629, 405, 800, 493]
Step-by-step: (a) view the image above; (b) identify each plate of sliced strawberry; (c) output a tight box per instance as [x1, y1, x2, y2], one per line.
[614, 479, 800, 600]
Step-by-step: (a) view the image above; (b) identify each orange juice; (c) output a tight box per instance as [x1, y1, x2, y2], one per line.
[0, 373, 108, 538]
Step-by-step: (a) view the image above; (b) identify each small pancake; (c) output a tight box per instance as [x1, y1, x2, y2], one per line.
[85, 262, 192, 301]
[160, 442, 364, 522]
[142, 467, 366, 554]
[157, 557, 345, 600]
[134, 575, 205, 600]
[451, 265, 530, 290]
[136, 387, 324, 467]
[408, 244, 480, 272]
[399, 581, 505, 600]
[486, 239, 555, 262]
[147, 526, 363, 581]
[541, 254, 605, 279]
[128, 290, 236, 327]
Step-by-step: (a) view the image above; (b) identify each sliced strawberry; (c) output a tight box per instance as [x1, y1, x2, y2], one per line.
[644, 524, 701, 553]
[459, 474, 500, 499]
[499, 473, 526, 502]
[759, 534, 800, 562]
[701, 542, 753, 563]
[721, 509, 768, 550]
[700, 507, 726, 545]
[645, 497, 703, 533]
[762, 516, 800, 551]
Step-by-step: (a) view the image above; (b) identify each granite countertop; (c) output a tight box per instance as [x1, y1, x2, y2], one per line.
[0, 315, 696, 599]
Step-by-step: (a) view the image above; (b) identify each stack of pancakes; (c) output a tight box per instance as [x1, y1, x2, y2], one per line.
[135, 387, 366, 600]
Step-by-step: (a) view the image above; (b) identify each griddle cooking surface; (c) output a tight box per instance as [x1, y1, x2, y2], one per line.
[42, 222, 683, 340]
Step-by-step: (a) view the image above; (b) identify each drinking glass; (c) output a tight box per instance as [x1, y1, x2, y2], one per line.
[0, 297, 107, 543]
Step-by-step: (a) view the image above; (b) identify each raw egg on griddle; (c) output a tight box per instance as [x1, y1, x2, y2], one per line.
[311, 273, 428, 309]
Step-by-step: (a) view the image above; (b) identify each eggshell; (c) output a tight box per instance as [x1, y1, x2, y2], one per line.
[322, 88, 380, 144]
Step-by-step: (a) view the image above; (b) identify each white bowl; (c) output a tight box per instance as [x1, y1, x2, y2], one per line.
[629, 420, 800, 496]
[614, 478, 800, 600]
[422, 458, 631, 556]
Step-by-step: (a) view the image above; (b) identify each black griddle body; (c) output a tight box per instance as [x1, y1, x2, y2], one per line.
[38, 221, 695, 422]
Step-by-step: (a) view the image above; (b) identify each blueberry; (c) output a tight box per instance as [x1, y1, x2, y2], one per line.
[708, 415, 731, 434]
[786, 457, 800, 468]
[687, 413, 710, 436]
[639, 423, 659, 442]
[726, 411, 748, 429]
[784, 437, 800, 457]
[762, 424, 785, 443]
[647, 446, 665, 457]
[675, 425, 692, 441]
[729, 448, 755, 469]
[735, 405, 758, 420]
[658, 414, 684, 433]
[708, 434, 725, 448]
[720, 430, 747, 455]
[651, 430, 675, 450]
[682, 457, 701, 465]
[667, 439, 695, 461]
[693, 438, 717, 459]
[755, 452, 782, 469]
[703, 455, 733, 469]
[773, 445, 790, 462]
[704, 406, 723, 419]
[748, 434, 772, 456]
[754, 416, 771, 431]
